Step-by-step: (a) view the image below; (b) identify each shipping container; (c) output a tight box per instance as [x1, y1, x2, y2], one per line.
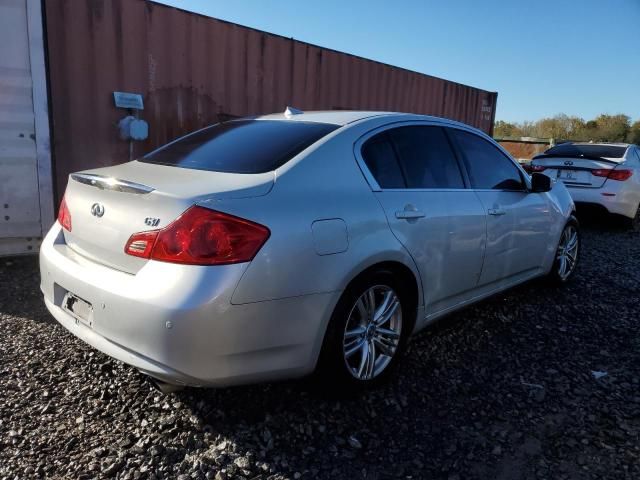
[0, 0, 53, 255]
[1, 0, 498, 255]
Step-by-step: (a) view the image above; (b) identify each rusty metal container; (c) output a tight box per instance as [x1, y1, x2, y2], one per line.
[498, 139, 552, 162]
[44, 0, 498, 199]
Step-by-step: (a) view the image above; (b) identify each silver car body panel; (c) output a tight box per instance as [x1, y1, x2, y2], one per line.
[40, 111, 574, 386]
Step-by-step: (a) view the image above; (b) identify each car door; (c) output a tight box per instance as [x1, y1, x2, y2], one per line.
[357, 123, 487, 318]
[447, 127, 552, 287]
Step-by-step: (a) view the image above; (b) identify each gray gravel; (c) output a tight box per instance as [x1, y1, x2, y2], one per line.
[1, 217, 639, 479]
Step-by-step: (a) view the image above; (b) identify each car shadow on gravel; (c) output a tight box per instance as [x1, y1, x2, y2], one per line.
[1, 218, 639, 479]
[574, 206, 634, 232]
[171, 215, 640, 478]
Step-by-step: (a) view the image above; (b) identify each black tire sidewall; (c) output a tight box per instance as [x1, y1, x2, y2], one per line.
[316, 269, 413, 390]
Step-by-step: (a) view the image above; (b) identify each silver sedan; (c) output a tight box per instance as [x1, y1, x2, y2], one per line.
[40, 110, 579, 390]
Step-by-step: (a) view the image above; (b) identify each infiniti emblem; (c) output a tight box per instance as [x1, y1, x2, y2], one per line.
[90, 203, 105, 217]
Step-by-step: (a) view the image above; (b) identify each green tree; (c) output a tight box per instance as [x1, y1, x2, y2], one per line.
[627, 121, 640, 145]
[494, 113, 633, 143]
[518, 121, 537, 137]
[494, 120, 521, 138]
[533, 114, 586, 140]
[534, 115, 567, 139]
[592, 114, 630, 142]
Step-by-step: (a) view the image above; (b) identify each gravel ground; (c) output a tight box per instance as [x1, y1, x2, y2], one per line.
[1, 216, 639, 480]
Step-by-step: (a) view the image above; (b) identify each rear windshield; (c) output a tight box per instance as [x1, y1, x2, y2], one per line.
[542, 143, 627, 159]
[141, 120, 339, 173]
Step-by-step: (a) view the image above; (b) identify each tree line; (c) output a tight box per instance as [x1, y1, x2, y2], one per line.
[495, 114, 640, 144]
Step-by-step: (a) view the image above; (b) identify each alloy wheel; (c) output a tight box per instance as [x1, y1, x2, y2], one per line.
[342, 285, 402, 380]
[556, 224, 579, 280]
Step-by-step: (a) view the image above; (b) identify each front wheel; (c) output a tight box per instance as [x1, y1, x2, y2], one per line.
[547, 216, 580, 284]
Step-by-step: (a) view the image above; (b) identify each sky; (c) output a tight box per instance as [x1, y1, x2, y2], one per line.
[156, 0, 640, 124]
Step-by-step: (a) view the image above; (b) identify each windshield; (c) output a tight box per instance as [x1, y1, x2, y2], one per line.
[141, 120, 339, 173]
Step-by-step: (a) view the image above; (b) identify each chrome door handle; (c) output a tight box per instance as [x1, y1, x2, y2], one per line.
[488, 208, 506, 216]
[395, 210, 426, 219]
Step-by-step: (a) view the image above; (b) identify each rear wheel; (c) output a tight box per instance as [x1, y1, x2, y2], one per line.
[547, 216, 580, 284]
[316, 270, 413, 390]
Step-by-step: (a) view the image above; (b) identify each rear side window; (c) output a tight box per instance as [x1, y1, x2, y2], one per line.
[141, 120, 338, 174]
[361, 134, 406, 188]
[449, 129, 524, 190]
[387, 126, 464, 189]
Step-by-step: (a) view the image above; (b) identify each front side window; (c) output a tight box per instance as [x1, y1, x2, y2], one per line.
[448, 129, 524, 190]
[141, 120, 339, 174]
[387, 126, 465, 189]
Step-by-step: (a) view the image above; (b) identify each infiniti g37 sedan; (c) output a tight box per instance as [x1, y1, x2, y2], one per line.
[40, 110, 579, 390]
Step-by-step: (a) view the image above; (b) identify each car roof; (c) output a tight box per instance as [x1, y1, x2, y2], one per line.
[256, 110, 397, 125]
[255, 109, 476, 130]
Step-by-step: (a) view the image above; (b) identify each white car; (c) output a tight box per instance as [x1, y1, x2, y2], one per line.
[528, 143, 640, 227]
[40, 111, 578, 391]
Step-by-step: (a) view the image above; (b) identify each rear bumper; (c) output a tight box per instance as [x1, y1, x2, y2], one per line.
[44, 297, 203, 384]
[565, 184, 638, 218]
[40, 224, 338, 386]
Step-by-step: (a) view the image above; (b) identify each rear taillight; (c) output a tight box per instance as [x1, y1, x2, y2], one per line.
[591, 168, 633, 181]
[607, 169, 633, 181]
[57, 195, 72, 232]
[125, 206, 270, 265]
[124, 231, 158, 258]
[523, 164, 546, 173]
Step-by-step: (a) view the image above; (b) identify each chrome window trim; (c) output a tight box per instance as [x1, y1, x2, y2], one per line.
[470, 188, 530, 193]
[377, 188, 472, 193]
[71, 173, 155, 194]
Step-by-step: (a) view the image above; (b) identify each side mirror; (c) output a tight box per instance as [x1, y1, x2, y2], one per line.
[530, 172, 552, 193]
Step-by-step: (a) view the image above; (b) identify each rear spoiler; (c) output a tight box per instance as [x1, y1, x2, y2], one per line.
[532, 153, 620, 164]
[71, 173, 155, 194]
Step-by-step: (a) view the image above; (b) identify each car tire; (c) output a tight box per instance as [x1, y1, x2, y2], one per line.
[315, 269, 413, 391]
[547, 215, 580, 284]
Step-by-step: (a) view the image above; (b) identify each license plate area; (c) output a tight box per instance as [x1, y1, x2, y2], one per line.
[62, 292, 94, 327]
[558, 169, 592, 185]
[558, 169, 578, 181]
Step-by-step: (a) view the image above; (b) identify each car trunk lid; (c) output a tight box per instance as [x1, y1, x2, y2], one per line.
[61, 161, 274, 274]
[532, 155, 623, 188]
